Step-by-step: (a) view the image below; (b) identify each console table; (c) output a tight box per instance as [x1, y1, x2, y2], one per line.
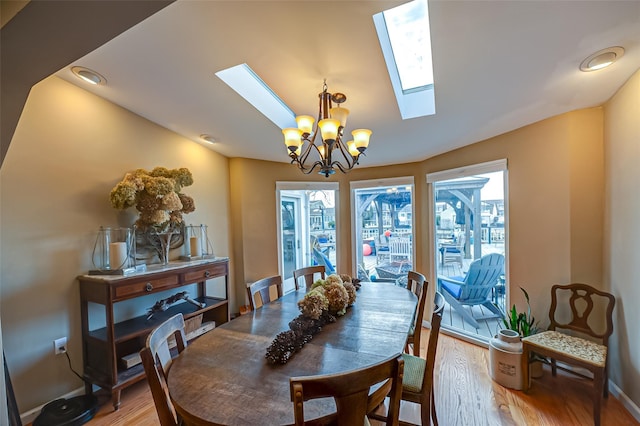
[78, 257, 229, 410]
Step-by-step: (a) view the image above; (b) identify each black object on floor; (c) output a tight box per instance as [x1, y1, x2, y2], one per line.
[33, 394, 97, 426]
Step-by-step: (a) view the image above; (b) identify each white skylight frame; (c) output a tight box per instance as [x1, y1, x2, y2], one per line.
[374, 0, 435, 119]
[215, 63, 296, 129]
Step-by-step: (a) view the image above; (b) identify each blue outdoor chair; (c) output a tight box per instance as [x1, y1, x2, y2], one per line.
[437, 253, 505, 328]
[312, 247, 336, 274]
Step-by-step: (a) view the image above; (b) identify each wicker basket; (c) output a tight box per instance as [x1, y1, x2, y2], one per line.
[184, 313, 203, 335]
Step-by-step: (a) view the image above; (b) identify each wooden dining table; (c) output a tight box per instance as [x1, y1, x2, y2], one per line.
[167, 281, 417, 425]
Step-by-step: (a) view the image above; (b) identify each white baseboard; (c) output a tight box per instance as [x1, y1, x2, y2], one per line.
[20, 386, 86, 425]
[609, 379, 640, 423]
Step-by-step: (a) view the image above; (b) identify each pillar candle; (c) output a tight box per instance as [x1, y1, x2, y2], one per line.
[190, 236, 202, 257]
[109, 242, 128, 269]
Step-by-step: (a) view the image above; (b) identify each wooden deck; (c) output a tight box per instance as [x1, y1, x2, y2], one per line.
[362, 253, 506, 341]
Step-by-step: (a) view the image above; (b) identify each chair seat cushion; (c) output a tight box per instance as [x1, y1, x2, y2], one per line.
[440, 278, 464, 299]
[523, 330, 607, 367]
[401, 354, 425, 394]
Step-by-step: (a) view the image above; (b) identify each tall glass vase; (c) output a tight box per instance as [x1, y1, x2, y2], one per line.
[156, 232, 174, 265]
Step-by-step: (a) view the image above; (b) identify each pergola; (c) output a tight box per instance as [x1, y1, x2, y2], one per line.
[435, 176, 489, 259]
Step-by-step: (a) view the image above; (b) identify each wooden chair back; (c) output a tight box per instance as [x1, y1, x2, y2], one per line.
[424, 291, 445, 400]
[397, 292, 445, 426]
[406, 270, 428, 356]
[293, 266, 325, 291]
[247, 275, 283, 310]
[139, 313, 187, 426]
[549, 283, 616, 345]
[290, 354, 404, 426]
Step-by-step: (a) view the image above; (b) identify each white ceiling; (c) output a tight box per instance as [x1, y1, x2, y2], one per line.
[55, 0, 640, 169]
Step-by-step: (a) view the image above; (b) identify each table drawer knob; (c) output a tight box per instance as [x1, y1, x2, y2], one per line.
[204, 270, 211, 278]
[145, 283, 153, 292]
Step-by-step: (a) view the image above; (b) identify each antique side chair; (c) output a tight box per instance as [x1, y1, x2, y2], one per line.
[246, 275, 284, 310]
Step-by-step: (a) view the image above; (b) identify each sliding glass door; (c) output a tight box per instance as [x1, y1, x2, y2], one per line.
[427, 160, 508, 342]
[277, 182, 338, 292]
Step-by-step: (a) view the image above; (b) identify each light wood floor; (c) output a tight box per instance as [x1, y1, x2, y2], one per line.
[77, 332, 637, 426]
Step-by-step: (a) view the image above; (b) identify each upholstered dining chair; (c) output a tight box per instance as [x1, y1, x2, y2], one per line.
[139, 313, 187, 426]
[380, 291, 444, 426]
[290, 354, 404, 426]
[246, 275, 283, 310]
[293, 266, 325, 291]
[521, 283, 615, 426]
[405, 271, 428, 357]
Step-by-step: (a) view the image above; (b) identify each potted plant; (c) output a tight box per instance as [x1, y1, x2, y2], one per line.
[502, 287, 537, 337]
[501, 287, 544, 378]
[489, 287, 543, 390]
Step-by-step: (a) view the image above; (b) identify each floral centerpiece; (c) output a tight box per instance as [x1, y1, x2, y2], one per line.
[265, 274, 358, 364]
[109, 167, 195, 264]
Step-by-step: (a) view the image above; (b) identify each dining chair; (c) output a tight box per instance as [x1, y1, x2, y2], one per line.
[405, 271, 428, 357]
[293, 265, 325, 291]
[290, 354, 404, 426]
[139, 313, 187, 426]
[521, 283, 615, 426]
[394, 292, 445, 426]
[246, 275, 283, 310]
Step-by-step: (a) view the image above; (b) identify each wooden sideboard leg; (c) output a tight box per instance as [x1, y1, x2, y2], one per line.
[112, 390, 121, 411]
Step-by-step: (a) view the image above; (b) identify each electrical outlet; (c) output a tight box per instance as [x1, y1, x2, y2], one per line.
[54, 337, 67, 355]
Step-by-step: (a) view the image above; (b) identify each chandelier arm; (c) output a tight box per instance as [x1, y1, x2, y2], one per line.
[334, 139, 357, 168]
[296, 135, 316, 166]
[293, 158, 326, 175]
[329, 160, 351, 174]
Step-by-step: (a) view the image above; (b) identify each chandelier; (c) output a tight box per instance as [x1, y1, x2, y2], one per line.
[282, 80, 372, 178]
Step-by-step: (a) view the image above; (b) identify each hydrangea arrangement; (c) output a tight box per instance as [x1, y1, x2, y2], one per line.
[265, 274, 359, 364]
[109, 167, 195, 263]
[110, 167, 195, 232]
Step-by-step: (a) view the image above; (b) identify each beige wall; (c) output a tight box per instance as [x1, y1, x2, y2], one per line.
[0, 76, 231, 412]
[604, 68, 640, 408]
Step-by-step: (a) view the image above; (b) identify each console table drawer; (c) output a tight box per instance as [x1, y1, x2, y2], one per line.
[183, 262, 228, 282]
[114, 275, 179, 300]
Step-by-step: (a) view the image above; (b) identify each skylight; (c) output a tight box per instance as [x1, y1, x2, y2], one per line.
[374, 0, 435, 119]
[215, 64, 296, 129]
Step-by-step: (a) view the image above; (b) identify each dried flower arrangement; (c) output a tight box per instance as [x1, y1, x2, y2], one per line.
[109, 167, 195, 263]
[265, 274, 358, 364]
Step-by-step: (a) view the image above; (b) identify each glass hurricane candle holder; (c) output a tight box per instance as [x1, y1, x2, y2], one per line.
[90, 226, 135, 274]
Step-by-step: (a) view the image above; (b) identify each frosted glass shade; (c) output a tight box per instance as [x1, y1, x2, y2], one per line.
[329, 107, 349, 128]
[283, 128, 303, 150]
[296, 115, 315, 134]
[347, 141, 360, 157]
[319, 119, 340, 141]
[352, 129, 372, 150]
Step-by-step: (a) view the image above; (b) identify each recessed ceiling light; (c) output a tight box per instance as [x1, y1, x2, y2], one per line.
[579, 47, 624, 72]
[200, 134, 217, 144]
[71, 66, 106, 85]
